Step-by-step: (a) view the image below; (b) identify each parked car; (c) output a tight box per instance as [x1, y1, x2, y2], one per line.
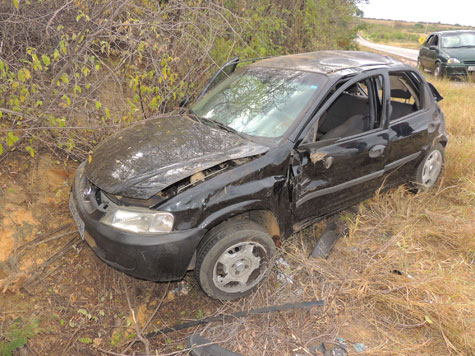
[418, 30, 475, 79]
[70, 51, 447, 300]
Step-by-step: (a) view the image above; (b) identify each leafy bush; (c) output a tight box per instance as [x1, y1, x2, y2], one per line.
[0, 0, 360, 161]
[0, 318, 39, 356]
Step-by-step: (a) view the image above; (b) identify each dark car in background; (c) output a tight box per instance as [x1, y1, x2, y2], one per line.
[70, 51, 447, 300]
[418, 30, 475, 79]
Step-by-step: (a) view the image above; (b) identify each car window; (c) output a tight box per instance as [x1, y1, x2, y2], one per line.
[389, 72, 422, 121]
[425, 35, 434, 47]
[432, 35, 439, 47]
[441, 32, 475, 48]
[306, 75, 384, 142]
[192, 68, 326, 138]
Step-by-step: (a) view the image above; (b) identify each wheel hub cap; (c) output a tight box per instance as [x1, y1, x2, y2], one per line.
[213, 241, 269, 293]
[421, 150, 442, 188]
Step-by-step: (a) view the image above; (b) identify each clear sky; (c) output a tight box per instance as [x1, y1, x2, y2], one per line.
[358, 0, 475, 27]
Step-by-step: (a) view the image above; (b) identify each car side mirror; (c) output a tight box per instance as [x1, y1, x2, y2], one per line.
[429, 45, 438, 51]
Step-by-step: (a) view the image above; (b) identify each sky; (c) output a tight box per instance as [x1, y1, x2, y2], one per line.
[358, 0, 475, 27]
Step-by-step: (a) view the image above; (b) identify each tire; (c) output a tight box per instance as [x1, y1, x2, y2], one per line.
[433, 62, 443, 78]
[195, 220, 276, 300]
[414, 143, 444, 191]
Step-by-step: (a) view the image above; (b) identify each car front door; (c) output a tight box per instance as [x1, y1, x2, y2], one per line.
[419, 35, 433, 68]
[427, 35, 440, 71]
[292, 71, 390, 228]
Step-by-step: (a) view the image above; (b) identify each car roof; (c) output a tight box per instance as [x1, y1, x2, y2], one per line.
[249, 50, 401, 75]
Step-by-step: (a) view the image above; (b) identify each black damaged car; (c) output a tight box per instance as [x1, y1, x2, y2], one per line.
[70, 51, 447, 300]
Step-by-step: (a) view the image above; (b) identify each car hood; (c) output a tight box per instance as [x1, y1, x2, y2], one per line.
[441, 47, 475, 62]
[85, 115, 269, 199]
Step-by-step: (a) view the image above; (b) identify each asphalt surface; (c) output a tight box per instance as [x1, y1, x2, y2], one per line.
[357, 36, 419, 62]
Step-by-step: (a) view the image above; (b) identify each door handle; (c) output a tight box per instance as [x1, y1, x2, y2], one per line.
[369, 144, 386, 158]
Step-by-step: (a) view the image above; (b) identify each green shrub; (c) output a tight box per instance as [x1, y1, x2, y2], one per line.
[0, 0, 361, 162]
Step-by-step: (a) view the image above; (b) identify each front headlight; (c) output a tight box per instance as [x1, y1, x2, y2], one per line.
[447, 58, 461, 64]
[101, 209, 174, 234]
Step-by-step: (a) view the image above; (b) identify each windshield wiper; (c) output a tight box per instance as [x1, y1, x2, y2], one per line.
[186, 108, 212, 126]
[212, 121, 240, 135]
[187, 109, 242, 136]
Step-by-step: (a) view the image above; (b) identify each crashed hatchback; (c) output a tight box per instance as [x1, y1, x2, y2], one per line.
[70, 51, 447, 300]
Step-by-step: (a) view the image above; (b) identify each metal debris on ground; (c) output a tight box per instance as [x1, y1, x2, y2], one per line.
[187, 334, 242, 356]
[275, 257, 294, 284]
[146, 300, 325, 337]
[167, 280, 190, 300]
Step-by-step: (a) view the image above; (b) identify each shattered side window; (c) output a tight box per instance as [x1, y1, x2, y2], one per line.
[389, 72, 422, 121]
[313, 77, 375, 141]
[192, 68, 326, 138]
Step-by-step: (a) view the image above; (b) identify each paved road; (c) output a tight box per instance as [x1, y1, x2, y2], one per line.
[357, 36, 419, 62]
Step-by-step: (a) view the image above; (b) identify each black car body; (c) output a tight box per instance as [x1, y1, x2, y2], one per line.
[70, 51, 447, 299]
[418, 30, 475, 79]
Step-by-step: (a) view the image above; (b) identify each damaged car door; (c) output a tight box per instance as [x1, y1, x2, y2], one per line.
[292, 71, 390, 227]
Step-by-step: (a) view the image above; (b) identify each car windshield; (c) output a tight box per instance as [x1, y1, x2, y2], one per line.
[441, 32, 475, 48]
[191, 67, 325, 138]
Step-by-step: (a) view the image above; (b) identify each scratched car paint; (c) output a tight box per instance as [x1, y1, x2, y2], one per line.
[70, 51, 447, 300]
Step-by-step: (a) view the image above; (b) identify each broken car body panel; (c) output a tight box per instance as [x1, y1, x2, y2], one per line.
[85, 115, 269, 199]
[70, 51, 447, 282]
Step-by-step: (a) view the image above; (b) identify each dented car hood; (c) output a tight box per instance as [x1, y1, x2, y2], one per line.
[85, 115, 269, 199]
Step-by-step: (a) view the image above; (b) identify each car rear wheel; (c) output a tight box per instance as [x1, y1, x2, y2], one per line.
[414, 143, 444, 191]
[195, 220, 275, 300]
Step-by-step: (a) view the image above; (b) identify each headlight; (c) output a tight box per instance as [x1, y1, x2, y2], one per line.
[101, 209, 174, 234]
[447, 58, 461, 64]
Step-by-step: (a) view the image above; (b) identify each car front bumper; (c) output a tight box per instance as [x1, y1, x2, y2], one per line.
[442, 63, 475, 78]
[70, 162, 206, 281]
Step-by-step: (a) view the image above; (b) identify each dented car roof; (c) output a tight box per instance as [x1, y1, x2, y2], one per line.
[251, 50, 400, 74]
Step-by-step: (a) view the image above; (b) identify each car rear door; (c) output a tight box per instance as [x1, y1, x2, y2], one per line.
[383, 71, 439, 187]
[292, 70, 391, 227]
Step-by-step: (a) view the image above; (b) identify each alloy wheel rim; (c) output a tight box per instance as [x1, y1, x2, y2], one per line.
[421, 150, 442, 188]
[213, 241, 268, 293]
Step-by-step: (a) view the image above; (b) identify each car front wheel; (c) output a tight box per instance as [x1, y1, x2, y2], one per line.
[414, 143, 444, 191]
[195, 220, 276, 300]
[434, 62, 443, 78]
